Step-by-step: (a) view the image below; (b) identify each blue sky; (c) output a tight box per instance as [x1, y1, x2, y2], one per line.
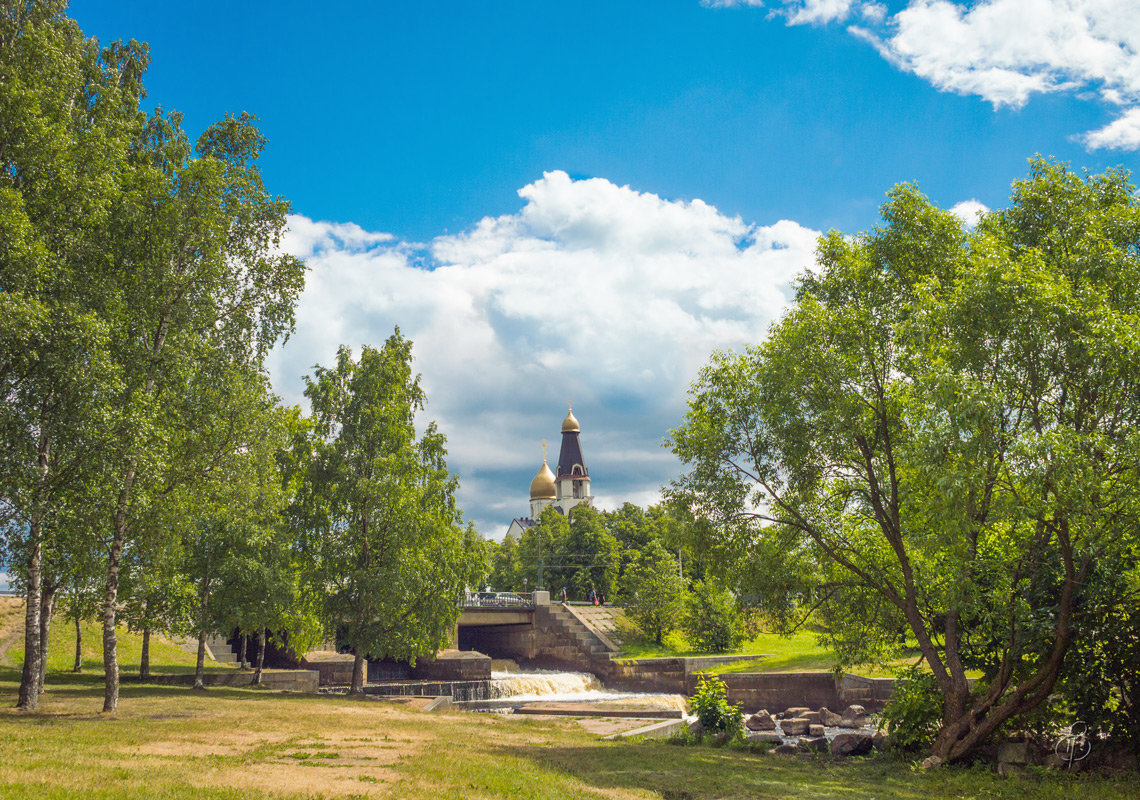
[69, 0, 1140, 537]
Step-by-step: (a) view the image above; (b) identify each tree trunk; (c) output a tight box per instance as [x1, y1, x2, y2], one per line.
[254, 628, 266, 686]
[239, 633, 248, 670]
[193, 630, 207, 691]
[139, 627, 151, 680]
[72, 608, 82, 673]
[37, 584, 56, 692]
[18, 427, 52, 710]
[103, 480, 132, 713]
[349, 650, 366, 695]
[17, 518, 44, 710]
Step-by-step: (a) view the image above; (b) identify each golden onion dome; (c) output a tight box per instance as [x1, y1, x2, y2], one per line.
[562, 406, 580, 433]
[529, 459, 556, 500]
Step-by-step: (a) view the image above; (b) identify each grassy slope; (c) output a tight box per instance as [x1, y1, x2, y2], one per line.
[0, 673, 1136, 800]
[0, 597, 234, 678]
[617, 622, 913, 677]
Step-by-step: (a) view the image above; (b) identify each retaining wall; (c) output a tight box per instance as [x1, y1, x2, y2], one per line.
[608, 658, 896, 713]
[145, 669, 319, 692]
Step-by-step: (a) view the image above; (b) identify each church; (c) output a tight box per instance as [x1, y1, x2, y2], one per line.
[506, 404, 593, 539]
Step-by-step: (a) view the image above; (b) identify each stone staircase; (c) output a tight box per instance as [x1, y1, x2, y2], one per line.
[545, 604, 621, 666]
[204, 634, 239, 664]
[173, 633, 240, 664]
[568, 605, 625, 648]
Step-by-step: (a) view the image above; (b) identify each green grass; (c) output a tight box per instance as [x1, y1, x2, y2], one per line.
[1, 601, 1135, 799]
[0, 598, 238, 679]
[614, 613, 931, 678]
[0, 672, 1136, 799]
[618, 626, 911, 676]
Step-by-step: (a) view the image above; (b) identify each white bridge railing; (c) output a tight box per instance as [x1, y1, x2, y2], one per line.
[462, 591, 534, 609]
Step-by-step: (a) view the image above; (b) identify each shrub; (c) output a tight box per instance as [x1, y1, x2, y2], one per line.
[880, 665, 942, 751]
[682, 579, 744, 654]
[689, 675, 743, 743]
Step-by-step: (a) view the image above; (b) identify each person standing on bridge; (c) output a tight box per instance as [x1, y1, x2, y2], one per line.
[588, 587, 596, 605]
[560, 586, 567, 603]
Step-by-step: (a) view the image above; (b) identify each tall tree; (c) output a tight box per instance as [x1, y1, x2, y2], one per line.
[0, 0, 139, 710]
[622, 539, 684, 645]
[93, 108, 304, 712]
[670, 159, 1140, 761]
[299, 332, 477, 694]
[0, 2, 304, 712]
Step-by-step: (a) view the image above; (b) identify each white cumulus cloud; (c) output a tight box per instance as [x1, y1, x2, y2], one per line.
[950, 199, 990, 226]
[267, 172, 819, 536]
[709, 0, 1140, 151]
[1080, 106, 1140, 150]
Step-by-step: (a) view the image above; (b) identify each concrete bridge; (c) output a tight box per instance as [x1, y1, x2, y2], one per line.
[455, 591, 621, 674]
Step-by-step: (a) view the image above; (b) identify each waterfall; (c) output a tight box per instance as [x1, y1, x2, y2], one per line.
[486, 665, 688, 711]
[488, 670, 604, 700]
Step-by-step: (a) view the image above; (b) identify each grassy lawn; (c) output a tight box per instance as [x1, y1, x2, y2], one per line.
[1, 599, 1137, 799]
[0, 671, 1137, 800]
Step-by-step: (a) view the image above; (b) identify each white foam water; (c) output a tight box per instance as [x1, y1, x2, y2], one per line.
[487, 667, 688, 710]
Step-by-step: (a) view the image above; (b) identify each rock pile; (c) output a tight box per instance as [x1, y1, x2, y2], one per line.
[742, 704, 885, 757]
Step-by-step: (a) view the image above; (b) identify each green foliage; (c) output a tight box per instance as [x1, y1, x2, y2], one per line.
[517, 507, 570, 592]
[622, 540, 683, 645]
[483, 502, 704, 600]
[487, 530, 523, 592]
[682, 579, 744, 654]
[1058, 556, 1140, 752]
[689, 675, 744, 743]
[880, 666, 943, 752]
[670, 159, 1140, 760]
[297, 331, 476, 678]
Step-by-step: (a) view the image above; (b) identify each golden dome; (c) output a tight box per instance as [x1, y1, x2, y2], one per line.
[529, 459, 556, 500]
[562, 405, 580, 433]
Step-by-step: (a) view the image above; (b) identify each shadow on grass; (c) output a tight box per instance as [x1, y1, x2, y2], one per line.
[490, 740, 1139, 800]
[0, 672, 330, 720]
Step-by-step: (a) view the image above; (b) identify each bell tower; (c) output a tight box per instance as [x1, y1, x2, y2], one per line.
[555, 402, 592, 512]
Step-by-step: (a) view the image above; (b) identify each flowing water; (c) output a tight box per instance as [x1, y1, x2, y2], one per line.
[487, 660, 688, 711]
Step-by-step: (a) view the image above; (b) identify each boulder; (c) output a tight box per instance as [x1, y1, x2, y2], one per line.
[830, 732, 874, 757]
[802, 710, 821, 724]
[798, 736, 829, 753]
[778, 707, 810, 720]
[774, 743, 799, 755]
[745, 711, 777, 731]
[688, 719, 704, 737]
[818, 707, 844, 727]
[920, 755, 943, 770]
[871, 730, 890, 751]
[780, 718, 811, 736]
[746, 731, 784, 745]
[997, 742, 1030, 765]
[842, 704, 867, 718]
[808, 724, 825, 737]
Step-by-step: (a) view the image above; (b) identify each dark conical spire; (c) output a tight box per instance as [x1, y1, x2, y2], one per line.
[557, 402, 588, 479]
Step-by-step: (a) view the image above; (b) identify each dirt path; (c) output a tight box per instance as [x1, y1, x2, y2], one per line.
[0, 597, 24, 667]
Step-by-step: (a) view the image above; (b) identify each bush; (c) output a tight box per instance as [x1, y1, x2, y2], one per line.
[880, 665, 942, 751]
[689, 675, 743, 743]
[682, 579, 744, 654]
